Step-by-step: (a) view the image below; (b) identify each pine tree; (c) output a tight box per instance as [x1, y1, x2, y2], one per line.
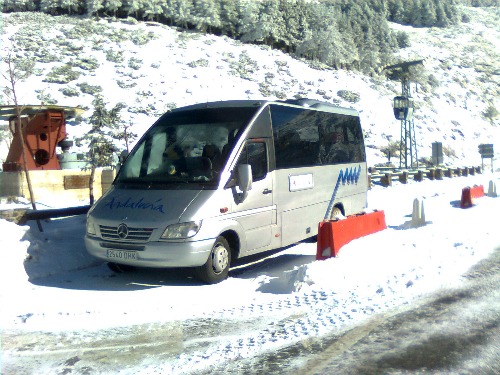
[338, 31, 360, 70]
[77, 96, 124, 205]
[3, 0, 35, 11]
[87, 0, 104, 17]
[296, 3, 359, 70]
[279, 0, 309, 53]
[295, 4, 332, 62]
[342, 9, 364, 69]
[39, 0, 60, 14]
[388, 0, 406, 23]
[143, 0, 164, 21]
[371, 10, 398, 68]
[125, 0, 145, 19]
[239, 1, 264, 43]
[442, 0, 460, 25]
[257, 0, 286, 48]
[173, 0, 193, 29]
[193, 0, 221, 33]
[403, 0, 422, 26]
[420, 0, 437, 26]
[104, 0, 123, 16]
[161, 0, 175, 24]
[359, 26, 381, 74]
[434, 1, 449, 27]
[220, 0, 240, 37]
[319, 25, 345, 69]
[60, 0, 81, 14]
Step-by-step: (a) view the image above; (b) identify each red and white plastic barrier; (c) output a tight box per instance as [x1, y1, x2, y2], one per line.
[316, 210, 386, 260]
[460, 185, 485, 208]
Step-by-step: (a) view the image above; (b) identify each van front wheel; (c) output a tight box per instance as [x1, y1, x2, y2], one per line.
[195, 236, 231, 284]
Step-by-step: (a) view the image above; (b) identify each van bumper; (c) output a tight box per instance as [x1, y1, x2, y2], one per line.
[84, 236, 214, 268]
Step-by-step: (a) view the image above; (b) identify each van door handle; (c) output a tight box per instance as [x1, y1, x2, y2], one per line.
[263, 188, 272, 194]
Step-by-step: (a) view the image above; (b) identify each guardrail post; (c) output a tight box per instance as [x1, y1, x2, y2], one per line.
[399, 171, 409, 184]
[469, 167, 475, 176]
[381, 173, 392, 187]
[435, 168, 443, 180]
[462, 167, 469, 176]
[427, 169, 435, 180]
[415, 170, 424, 182]
[445, 168, 453, 178]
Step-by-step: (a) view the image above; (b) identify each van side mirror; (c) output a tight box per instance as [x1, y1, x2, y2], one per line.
[237, 164, 252, 202]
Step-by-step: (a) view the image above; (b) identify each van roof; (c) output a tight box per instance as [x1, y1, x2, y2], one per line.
[170, 99, 359, 116]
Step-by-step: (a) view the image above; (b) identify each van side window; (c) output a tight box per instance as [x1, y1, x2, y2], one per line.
[237, 142, 267, 182]
[317, 115, 366, 165]
[270, 105, 366, 168]
[271, 106, 318, 168]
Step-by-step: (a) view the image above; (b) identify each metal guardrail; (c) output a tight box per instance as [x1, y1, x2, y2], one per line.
[23, 205, 91, 221]
[0, 205, 90, 224]
[368, 166, 482, 187]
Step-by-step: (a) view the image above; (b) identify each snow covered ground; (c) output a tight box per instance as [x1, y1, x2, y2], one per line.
[1, 172, 499, 374]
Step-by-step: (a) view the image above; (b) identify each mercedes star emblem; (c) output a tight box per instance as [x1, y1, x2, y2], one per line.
[117, 223, 129, 239]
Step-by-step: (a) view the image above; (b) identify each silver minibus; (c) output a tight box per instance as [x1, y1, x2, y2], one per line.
[85, 99, 368, 283]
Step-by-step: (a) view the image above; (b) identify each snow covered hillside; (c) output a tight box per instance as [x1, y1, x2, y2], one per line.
[1, 7, 499, 167]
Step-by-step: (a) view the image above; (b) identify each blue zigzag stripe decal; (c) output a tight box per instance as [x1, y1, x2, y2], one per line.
[324, 165, 362, 220]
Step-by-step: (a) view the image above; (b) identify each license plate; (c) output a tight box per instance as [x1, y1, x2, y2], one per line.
[107, 249, 138, 260]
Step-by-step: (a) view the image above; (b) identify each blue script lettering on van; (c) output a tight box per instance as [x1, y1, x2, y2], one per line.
[324, 165, 362, 219]
[103, 197, 166, 214]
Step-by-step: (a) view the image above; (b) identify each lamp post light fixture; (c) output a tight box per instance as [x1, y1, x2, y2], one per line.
[384, 59, 424, 169]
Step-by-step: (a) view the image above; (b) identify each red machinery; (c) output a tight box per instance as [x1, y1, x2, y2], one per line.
[1, 105, 83, 171]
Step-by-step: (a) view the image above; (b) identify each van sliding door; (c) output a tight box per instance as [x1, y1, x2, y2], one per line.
[232, 140, 275, 254]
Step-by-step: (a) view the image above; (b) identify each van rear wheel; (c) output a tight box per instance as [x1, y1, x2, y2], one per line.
[195, 236, 231, 284]
[331, 206, 343, 220]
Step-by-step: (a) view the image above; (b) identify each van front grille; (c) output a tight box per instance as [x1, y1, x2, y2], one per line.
[100, 225, 154, 242]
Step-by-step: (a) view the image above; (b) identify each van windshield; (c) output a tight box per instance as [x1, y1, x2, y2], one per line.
[116, 107, 258, 188]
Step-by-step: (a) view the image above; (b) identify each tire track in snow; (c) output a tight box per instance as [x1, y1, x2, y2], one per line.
[154, 288, 400, 374]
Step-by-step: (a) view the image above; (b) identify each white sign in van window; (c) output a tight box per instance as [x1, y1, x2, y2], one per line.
[289, 173, 314, 192]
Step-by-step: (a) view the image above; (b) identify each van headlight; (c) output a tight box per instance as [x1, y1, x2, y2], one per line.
[86, 217, 97, 236]
[161, 221, 201, 239]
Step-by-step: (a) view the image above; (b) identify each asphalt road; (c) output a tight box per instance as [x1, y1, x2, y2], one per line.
[204, 247, 500, 375]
